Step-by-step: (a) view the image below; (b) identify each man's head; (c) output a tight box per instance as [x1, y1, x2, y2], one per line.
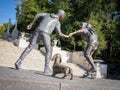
[57, 9, 66, 20]
[82, 22, 92, 28]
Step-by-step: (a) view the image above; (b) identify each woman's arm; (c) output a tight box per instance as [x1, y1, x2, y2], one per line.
[68, 28, 84, 37]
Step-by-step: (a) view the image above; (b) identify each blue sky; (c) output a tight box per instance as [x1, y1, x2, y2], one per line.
[0, 0, 16, 24]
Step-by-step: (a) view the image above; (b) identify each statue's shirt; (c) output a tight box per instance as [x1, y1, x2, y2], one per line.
[35, 13, 62, 36]
[81, 28, 98, 45]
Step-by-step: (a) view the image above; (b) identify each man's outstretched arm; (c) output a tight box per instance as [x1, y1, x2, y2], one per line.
[27, 13, 47, 30]
[55, 22, 69, 38]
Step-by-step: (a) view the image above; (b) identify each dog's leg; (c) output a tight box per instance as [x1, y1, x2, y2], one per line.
[70, 73, 73, 80]
[62, 74, 67, 79]
[69, 68, 73, 80]
[52, 71, 56, 77]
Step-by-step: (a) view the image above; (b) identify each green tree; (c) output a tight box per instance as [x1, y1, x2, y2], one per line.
[0, 25, 5, 38]
[18, 0, 50, 32]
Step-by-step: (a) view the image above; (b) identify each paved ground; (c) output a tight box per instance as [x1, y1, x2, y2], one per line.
[0, 66, 120, 90]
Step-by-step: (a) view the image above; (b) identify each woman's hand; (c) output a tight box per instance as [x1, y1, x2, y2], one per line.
[27, 23, 33, 30]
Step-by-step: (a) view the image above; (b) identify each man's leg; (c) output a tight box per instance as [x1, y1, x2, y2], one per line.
[42, 33, 52, 74]
[15, 46, 32, 70]
[15, 31, 39, 70]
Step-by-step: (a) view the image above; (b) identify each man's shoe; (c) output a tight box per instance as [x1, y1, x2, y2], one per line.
[44, 68, 52, 75]
[15, 61, 21, 70]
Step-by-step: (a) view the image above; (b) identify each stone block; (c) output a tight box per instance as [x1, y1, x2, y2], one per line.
[71, 51, 91, 71]
[0, 67, 119, 90]
[96, 64, 107, 79]
[18, 39, 29, 48]
[61, 83, 120, 90]
[0, 79, 59, 90]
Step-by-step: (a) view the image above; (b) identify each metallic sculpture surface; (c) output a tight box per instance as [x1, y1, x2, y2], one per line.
[68, 22, 99, 78]
[15, 10, 68, 75]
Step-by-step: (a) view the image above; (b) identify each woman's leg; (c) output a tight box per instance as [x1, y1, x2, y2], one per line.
[84, 45, 97, 73]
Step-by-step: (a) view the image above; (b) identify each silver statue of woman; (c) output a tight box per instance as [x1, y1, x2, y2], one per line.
[15, 10, 68, 75]
[68, 22, 99, 78]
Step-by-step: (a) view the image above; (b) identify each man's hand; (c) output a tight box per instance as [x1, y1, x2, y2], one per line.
[27, 23, 33, 30]
[68, 33, 74, 37]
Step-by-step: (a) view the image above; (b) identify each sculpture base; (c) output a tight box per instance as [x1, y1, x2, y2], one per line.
[0, 66, 119, 90]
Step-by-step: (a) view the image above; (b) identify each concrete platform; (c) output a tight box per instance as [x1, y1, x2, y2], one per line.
[0, 66, 120, 90]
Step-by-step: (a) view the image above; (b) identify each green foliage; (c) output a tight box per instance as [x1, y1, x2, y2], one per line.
[17, 0, 50, 32]
[0, 25, 5, 38]
[0, 19, 14, 38]
[88, 11, 107, 54]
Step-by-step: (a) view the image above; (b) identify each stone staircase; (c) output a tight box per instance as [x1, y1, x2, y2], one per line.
[0, 39, 85, 76]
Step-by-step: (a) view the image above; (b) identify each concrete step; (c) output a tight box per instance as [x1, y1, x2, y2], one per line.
[0, 66, 120, 90]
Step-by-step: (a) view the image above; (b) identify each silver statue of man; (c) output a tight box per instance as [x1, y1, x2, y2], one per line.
[15, 10, 68, 75]
[69, 22, 99, 78]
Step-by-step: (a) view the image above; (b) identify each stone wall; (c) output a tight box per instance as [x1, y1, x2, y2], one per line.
[50, 46, 107, 78]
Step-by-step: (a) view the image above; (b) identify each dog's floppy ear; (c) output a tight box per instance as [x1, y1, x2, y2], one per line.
[51, 54, 57, 61]
[60, 56, 62, 63]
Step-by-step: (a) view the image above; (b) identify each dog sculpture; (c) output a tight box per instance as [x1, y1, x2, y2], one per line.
[51, 53, 73, 80]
